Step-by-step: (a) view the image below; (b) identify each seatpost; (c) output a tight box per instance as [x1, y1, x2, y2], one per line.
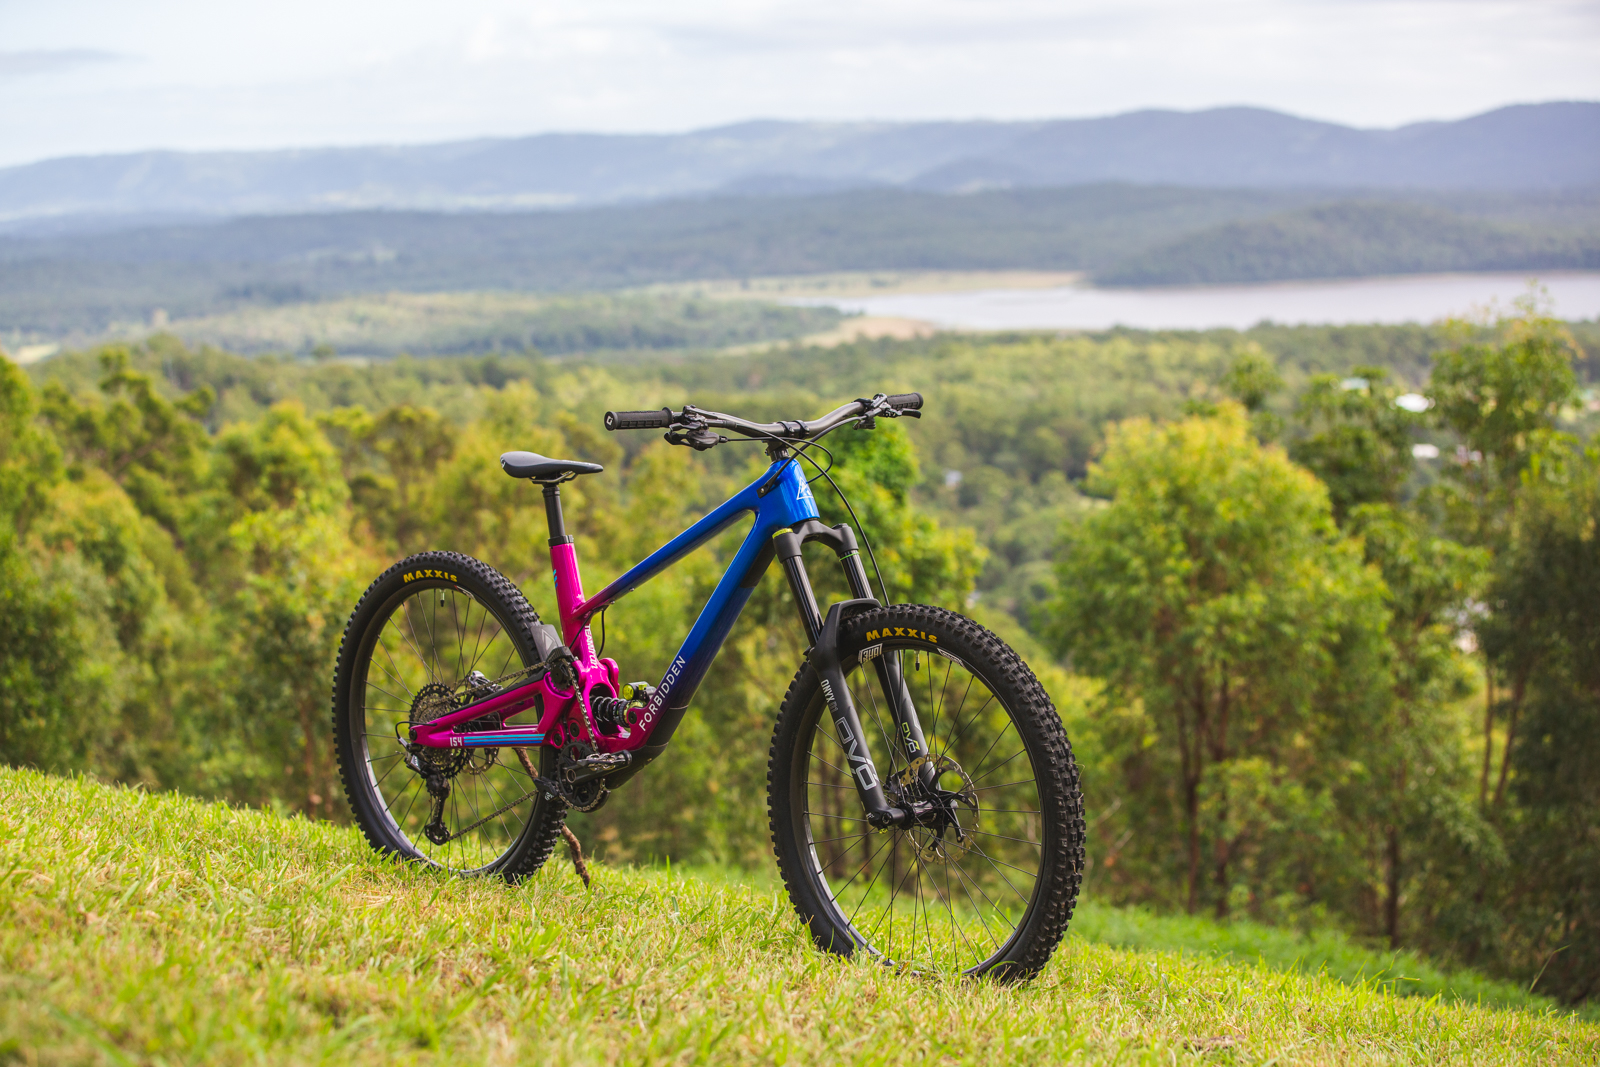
[542, 483, 572, 545]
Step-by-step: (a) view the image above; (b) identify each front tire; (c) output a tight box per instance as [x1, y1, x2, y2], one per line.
[332, 551, 567, 880]
[768, 605, 1085, 979]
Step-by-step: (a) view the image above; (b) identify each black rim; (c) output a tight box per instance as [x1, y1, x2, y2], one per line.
[797, 645, 1046, 974]
[350, 580, 546, 873]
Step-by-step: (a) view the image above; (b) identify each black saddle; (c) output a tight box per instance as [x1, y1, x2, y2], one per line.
[499, 451, 605, 482]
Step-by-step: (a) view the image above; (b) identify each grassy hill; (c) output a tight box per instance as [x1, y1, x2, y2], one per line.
[2, 767, 1594, 1065]
[1094, 201, 1600, 286]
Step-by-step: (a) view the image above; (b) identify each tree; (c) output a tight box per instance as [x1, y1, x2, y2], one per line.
[1290, 366, 1420, 521]
[1426, 305, 1582, 811]
[1048, 406, 1389, 918]
[1474, 445, 1600, 1001]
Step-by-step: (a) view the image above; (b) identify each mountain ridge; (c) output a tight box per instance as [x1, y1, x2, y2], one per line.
[1, 102, 1594, 227]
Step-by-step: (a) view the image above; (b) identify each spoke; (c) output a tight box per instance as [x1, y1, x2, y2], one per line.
[450, 593, 468, 682]
[974, 779, 1038, 793]
[966, 718, 1017, 783]
[810, 831, 873, 847]
[423, 594, 444, 683]
[963, 839, 1038, 898]
[861, 836, 921, 958]
[372, 631, 417, 700]
[374, 756, 407, 789]
[369, 652, 416, 704]
[941, 851, 980, 967]
[933, 675, 976, 760]
[396, 778, 422, 836]
[861, 672, 901, 779]
[495, 642, 516, 680]
[392, 603, 434, 683]
[803, 811, 872, 824]
[948, 853, 1007, 953]
[965, 828, 1042, 848]
[941, 693, 995, 763]
[837, 834, 895, 924]
[971, 745, 1028, 785]
[913, 844, 935, 967]
[807, 752, 854, 780]
[464, 598, 493, 677]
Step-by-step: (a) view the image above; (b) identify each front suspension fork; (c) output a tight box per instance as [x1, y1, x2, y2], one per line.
[775, 523, 933, 829]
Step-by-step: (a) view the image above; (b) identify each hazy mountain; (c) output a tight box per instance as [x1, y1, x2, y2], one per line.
[1, 103, 1594, 227]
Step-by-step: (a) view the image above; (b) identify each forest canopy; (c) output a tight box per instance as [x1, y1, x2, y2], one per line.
[3, 308, 1598, 1003]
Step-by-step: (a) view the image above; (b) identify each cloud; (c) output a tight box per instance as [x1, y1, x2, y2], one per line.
[0, 49, 121, 78]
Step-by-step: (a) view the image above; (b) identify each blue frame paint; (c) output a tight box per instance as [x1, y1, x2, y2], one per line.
[578, 457, 819, 740]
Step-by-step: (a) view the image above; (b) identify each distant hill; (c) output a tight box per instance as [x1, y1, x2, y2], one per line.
[0, 102, 1595, 228]
[0, 185, 1329, 332]
[1094, 201, 1600, 286]
[4, 185, 1598, 337]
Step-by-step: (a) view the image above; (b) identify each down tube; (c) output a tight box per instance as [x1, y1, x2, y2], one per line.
[629, 460, 820, 756]
[628, 516, 770, 750]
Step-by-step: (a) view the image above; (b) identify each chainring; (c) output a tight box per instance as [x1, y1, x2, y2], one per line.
[558, 741, 611, 813]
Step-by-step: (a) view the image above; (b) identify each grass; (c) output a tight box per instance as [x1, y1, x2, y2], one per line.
[2, 767, 1596, 1065]
[1069, 902, 1574, 1016]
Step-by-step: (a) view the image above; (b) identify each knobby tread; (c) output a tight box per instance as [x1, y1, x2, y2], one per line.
[766, 604, 1085, 980]
[331, 550, 567, 883]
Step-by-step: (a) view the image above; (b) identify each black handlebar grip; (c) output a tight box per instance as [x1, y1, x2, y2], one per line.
[884, 392, 923, 411]
[605, 408, 674, 431]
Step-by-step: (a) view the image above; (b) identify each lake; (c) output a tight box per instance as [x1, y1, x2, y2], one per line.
[792, 271, 1600, 331]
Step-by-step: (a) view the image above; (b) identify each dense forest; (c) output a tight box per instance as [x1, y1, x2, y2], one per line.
[3, 309, 1599, 1003]
[5, 185, 1597, 336]
[1095, 201, 1600, 285]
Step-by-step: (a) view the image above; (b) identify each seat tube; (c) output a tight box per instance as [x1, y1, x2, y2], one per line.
[543, 483, 592, 656]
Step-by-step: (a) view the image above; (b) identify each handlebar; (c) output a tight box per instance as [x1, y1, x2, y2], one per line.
[604, 408, 674, 431]
[884, 392, 923, 412]
[603, 392, 924, 443]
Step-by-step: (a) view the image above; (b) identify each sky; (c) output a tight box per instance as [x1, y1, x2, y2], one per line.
[2, 0, 1597, 169]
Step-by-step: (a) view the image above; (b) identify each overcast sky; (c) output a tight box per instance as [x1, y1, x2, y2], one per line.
[2, 0, 1597, 169]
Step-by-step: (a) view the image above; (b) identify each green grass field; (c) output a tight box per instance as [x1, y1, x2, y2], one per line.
[2, 767, 1595, 1065]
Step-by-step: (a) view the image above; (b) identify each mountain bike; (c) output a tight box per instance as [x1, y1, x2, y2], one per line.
[332, 392, 1085, 978]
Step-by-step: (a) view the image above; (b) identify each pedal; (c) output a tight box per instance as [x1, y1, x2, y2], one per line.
[561, 750, 632, 785]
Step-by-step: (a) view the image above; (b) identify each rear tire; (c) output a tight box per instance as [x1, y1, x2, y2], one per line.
[768, 605, 1085, 979]
[332, 551, 567, 881]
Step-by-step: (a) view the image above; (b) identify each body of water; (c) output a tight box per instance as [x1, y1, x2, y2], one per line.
[794, 272, 1600, 331]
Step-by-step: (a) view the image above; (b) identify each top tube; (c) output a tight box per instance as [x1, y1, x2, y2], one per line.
[575, 455, 820, 623]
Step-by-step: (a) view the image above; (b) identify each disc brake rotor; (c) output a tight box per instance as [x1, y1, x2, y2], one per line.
[888, 754, 979, 864]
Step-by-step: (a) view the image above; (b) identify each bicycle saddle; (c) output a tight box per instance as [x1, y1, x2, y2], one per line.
[499, 451, 605, 482]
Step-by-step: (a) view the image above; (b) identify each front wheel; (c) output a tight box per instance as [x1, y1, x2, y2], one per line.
[768, 605, 1085, 979]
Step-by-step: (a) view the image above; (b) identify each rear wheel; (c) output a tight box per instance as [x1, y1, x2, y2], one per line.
[768, 605, 1085, 979]
[332, 551, 567, 880]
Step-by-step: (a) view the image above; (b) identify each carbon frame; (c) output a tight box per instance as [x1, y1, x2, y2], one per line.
[410, 455, 823, 768]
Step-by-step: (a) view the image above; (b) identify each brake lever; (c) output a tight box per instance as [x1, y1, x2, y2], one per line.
[853, 393, 901, 428]
[664, 414, 729, 451]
